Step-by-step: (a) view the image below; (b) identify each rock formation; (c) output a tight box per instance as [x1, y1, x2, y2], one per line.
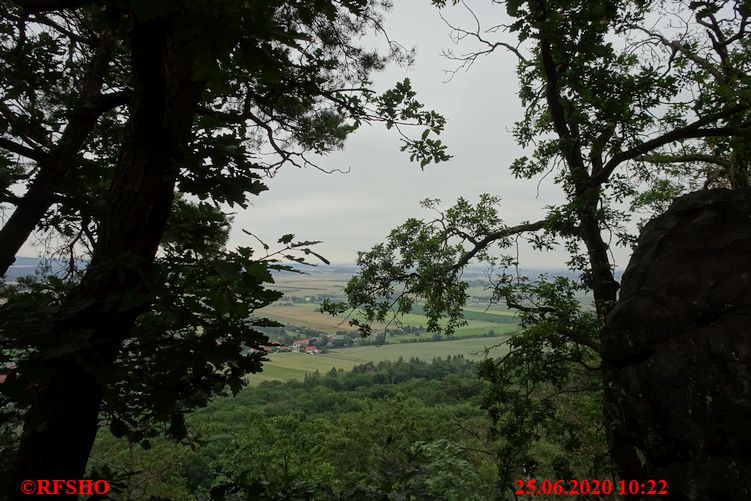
[603, 189, 751, 500]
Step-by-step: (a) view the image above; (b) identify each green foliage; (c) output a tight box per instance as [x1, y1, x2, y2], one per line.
[90, 357, 497, 500]
[91, 353, 613, 499]
[0, 0, 453, 483]
[100, 249, 282, 444]
[374, 79, 452, 167]
[479, 275, 605, 492]
[330, 223, 609, 494]
[0, 0, 451, 262]
[327, 0, 751, 488]
[323, 195, 531, 338]
[0, 200, 286, 448]
[212, 411, 339, 499]
[160, 196, 232, 258]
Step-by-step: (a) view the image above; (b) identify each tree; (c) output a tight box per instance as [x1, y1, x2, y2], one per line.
[212, 397, 490, 500]
[631, 0, 751, 189]
[0, 0, 449, 494]
[0, 4, 129, 275]
[325, 0, 751, 492]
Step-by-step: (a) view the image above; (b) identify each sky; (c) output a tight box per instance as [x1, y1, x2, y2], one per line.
[224, 1, 608, 268]
[14, 1, 632, 270]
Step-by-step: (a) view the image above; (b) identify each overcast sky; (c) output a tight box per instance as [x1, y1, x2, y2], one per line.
[16, 2, 631, 270]
[225, 1, 626, 269]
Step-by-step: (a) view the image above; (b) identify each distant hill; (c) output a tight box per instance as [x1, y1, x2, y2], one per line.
[6, 257, 623, 282]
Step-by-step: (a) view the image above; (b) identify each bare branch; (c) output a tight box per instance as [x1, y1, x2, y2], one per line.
[439, 1, 528, 82]
[631, 25, 724, 80]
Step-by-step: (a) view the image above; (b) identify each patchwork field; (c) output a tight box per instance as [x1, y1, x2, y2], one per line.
[249, 268, 520, 384]
[258, 301, 520, 338]
[248, 336, 510, 385]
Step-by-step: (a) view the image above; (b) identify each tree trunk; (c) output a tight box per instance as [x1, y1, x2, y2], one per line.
[575, 200, 645, 482]
[7, 13, 205, 498]
[534, 8, 644, 479]
[9, 352, 109, 488]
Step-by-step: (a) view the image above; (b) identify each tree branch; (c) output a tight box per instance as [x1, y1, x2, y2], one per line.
[0, 34, 115, 275]
[635, 152, 731, 169]
[535, 1, 589, 183]
[590, 122, 616, 174]
[12, 0, 90, 13]
[593, 104, 749, 184]
[631, 25, 724, 81]
[453, 219, 548, 271]
[0, 102, 55, 150]
[0, 137, 47, 162]
[438, 1, 529, 82]
[30, 12, 96, 45]
[87, 90, 131, 114]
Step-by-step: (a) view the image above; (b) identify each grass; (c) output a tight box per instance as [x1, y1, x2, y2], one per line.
[247, 337, 509, 385]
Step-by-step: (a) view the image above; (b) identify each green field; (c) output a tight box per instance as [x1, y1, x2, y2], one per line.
[248, 337, 509, 385]
[258, 301, 519, 338]
[254, 272, 521, 382]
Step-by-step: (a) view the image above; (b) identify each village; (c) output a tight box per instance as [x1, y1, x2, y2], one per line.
[252, 337, 321, 355]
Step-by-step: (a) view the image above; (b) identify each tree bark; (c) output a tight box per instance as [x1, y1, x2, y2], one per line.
[7, 12, 205, 498]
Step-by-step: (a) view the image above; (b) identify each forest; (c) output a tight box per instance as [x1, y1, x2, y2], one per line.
[1, 0, 750, 500]
[91, 357, 503, 499]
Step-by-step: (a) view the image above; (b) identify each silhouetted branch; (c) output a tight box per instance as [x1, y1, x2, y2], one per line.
[453, 219, 548, 271]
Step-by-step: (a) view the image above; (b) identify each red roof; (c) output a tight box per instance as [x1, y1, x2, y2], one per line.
[304, 345, 318, 353]
[293, 338, 310, 346]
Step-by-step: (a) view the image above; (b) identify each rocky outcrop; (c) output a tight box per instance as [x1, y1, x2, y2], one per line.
[603, 189, 751, 500]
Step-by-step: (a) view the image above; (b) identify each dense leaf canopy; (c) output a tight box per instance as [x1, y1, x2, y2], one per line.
[0, 0, 450, 487]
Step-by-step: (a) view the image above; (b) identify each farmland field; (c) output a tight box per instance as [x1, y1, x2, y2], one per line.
[248, 336, 510, 385]
[250, 268, 521, 385]
[258, 300, 520, 338]
[268, 269, 351, 296]
[259, 303, 358, 334]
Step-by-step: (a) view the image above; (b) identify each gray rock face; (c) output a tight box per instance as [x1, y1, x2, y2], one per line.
[603, 189, 751, 501]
